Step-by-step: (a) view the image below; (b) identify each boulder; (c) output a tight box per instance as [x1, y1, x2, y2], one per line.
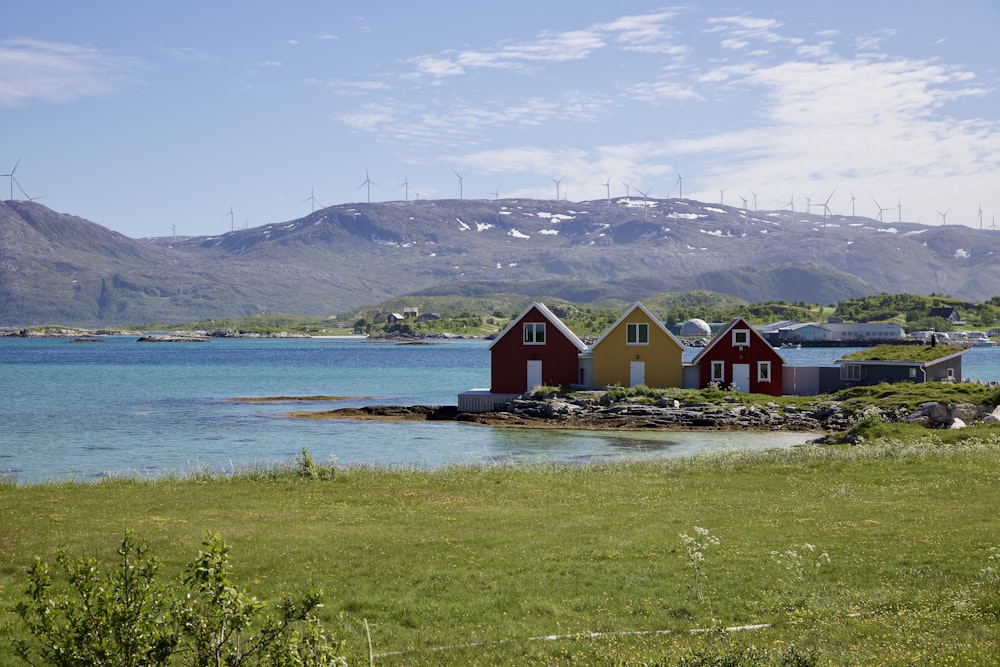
[949, 403, 985, 424]
[982, 406, 1000, 424]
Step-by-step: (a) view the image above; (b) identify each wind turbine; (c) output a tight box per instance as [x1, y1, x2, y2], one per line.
[357, 167, 377, 203]
[873, 199, 889, 222]
[226, 205, 235, 232]
[719, 188, 726, 205]
[550, 176, 565, 201]
[784, 194, 795, 212]
[490, 188, 500, 202]
[849, 192, 856, 217]
[621, 179, 632, 198]
[937, 209, 949, 226]
[803, 194, 812, 215]
[2, 159, 21, 200]
[978, 204, 984, 229]
[751, 191, 759, 212]
[400, 176, 410, 202]
[896, 198, 902, 223]
[601, 177, 611, 204]
[673, 169, 683, 198]
[635, 187, 650, 217]
[452, 169, 464, 199]
[821, 190, 836, 219]
[302, 188, 324, 212]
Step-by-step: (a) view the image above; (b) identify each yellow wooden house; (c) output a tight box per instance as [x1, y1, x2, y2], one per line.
[589, 302, 685, 388]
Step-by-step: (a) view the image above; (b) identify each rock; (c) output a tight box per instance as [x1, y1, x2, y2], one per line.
[949, 403, 984, 424]
[982, 406, 1000, 424]
[950, 417, 967, 430]
[918, 401, 950, 424]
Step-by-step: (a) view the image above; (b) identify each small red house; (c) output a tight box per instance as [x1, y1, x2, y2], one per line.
[487, 302, 587, 393]
[690, 317, 785, 396]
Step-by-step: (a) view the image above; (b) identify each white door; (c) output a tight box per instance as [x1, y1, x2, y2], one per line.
[629, 361, 645, 387]
[526, 360, 543, 390]
[732, 363, 750, 392]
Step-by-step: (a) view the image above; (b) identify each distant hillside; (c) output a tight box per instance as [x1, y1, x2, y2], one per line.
[3, 196, 1000, 326]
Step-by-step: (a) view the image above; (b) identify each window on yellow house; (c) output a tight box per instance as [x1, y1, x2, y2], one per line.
[627, 323, 649, 344]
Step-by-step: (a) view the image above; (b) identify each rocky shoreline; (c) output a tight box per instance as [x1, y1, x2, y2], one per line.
[289, 397, 844, 431]
[287, 392, 1000, 436]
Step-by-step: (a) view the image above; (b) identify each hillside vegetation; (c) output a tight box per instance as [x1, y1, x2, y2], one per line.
[835, 293, 1000, 330]
[114, 291, 999, 339]
[6, 196, 1000, 326]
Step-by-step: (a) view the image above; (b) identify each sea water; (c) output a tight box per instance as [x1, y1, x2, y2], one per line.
[2, 337, 998, 484]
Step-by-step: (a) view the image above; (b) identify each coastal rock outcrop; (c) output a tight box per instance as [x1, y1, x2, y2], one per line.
[462, 394, 852, 431]
[903, 401, 993, 428]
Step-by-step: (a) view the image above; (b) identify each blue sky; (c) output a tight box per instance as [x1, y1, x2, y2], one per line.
[1, 1, 998, 238]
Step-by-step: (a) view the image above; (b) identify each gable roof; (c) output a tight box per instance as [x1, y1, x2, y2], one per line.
[690, 316, 779, 364]
[589, 301, 684, 351]
[486, 301, 588, 352]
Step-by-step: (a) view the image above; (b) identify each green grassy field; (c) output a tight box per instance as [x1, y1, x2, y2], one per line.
[3, 436, 1000, 665]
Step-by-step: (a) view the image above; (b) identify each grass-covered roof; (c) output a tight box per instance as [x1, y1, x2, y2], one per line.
[838, 344, 965, 363]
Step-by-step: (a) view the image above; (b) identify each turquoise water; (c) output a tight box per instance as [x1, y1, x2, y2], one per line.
[2, 337, 998, 484]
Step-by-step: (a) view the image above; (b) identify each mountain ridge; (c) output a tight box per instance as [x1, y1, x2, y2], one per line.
[2, 196, 998, 326]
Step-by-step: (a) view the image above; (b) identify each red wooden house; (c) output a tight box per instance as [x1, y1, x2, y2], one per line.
[690, 317, 785, 396]
[487, 302, 588, 393]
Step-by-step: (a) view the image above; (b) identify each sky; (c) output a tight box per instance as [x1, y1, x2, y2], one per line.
[1, 1, 999, 238]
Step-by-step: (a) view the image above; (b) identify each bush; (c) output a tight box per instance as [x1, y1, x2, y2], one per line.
[13, 531, 346, 667]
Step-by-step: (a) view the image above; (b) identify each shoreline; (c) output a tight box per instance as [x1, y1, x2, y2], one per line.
[283, 401, 843, 433]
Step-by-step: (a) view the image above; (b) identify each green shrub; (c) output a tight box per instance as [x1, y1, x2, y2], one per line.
[13, 531, 345, 667]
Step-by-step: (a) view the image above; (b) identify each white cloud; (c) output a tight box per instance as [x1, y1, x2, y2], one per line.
[676, 52, 1000, 219]
[0, 38, 140, 106]
[622, 80, 703, 103]
[337, 93, 612, 148]
[406, 11, 684, 79]
[705, 15, 802, 47]
[602, 11, 687, 55]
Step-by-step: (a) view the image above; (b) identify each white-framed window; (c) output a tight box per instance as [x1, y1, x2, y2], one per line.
[947, 367, 954, 379]
[523, 322, 546, 344]
[626, 322, 649, 345]
[732, 329, 750, 347]
[711, 361, 725, 383]
[840, 364, 863, 381]
[757, 361, 771, 382]
[909, 367, 917, 379]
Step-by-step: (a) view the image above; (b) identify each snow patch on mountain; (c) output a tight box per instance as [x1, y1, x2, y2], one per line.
[536, 212, 575, 221]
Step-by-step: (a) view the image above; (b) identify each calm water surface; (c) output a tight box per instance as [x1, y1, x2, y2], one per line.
[2, 337, 998, 484]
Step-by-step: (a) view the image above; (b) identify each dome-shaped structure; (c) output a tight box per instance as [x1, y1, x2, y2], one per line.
[679, 318, 712, 337]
